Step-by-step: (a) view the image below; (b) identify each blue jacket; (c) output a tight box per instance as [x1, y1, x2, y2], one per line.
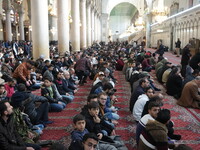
[71, 129, 89, 141]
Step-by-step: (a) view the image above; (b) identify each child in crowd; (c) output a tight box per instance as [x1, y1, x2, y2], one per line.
[41, 77, 66, 112]
[81, 101, 114, 137]
[69, 114, 89, 150]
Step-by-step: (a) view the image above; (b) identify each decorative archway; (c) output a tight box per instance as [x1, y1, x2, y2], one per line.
[102, 0, 150, 15]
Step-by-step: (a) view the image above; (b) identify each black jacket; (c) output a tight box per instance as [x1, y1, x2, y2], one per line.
[81, 108, 113, 136]
[0, 117, 26, 150]
[11, 91, 48, 123]
[62, 79, 75, 93]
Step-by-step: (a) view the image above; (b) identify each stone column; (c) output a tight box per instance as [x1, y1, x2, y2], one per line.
[71, 0, 80, 52]
[91, 7, 95, 44]
[95, 13, 99, 42]
[16, 25, 19, 40]
[99, 15, 102, 42]
[57, 0, 70, 55]
[80, 0, 87, 49]
[86, 1, 92, 47]
[31, 0, 49, 59]
[94, 11, 97, 42]
[0, 0, 4, 40]
[18, 11, 25, 41]
[146, 1, 153, 48]
[95, 12, 98, 42]
[49, 15, 58, 41]
[101, 13, 109, 44]
[5, 1, 12, 41]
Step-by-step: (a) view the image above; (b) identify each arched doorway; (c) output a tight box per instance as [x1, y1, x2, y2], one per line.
[109, 2, 138, 41]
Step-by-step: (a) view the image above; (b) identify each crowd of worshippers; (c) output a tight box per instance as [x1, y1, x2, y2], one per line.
[0, 40, 136, 150]
[0, 39, 198, 150]
[122, 44, 199, 149]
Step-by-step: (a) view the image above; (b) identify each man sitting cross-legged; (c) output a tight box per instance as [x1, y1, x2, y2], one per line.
[133, 87, 155, 122]
[11, 83, 52, 126]
[135, 101, 160, 145]
[138, 109, 172, 150]
[0, 100, 36, 150]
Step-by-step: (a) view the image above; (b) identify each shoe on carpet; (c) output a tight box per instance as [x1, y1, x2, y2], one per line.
[170, 134, 181, 140]
[37, 140, 53, 147]
[43, 120, 54, 125]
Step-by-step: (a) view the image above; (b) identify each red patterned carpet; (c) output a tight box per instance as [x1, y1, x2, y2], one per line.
[38, 50, 200, 150]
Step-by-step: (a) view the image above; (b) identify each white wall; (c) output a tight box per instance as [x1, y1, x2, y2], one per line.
[151, 5, 200, 50]
[109, 16, 131, 35]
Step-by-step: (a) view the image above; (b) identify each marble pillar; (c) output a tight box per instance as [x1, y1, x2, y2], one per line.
[49, 15, 58, 41]
[18, 12, 25, 41]
[5, 9, 12, 41]
[91, 7, 95, 44]
[95, 12, 98, 42]
[94, 11, 97, 42]
[146, 4, 153, 48]
[71, 0, 80, 52]
[0, 0, 4, 40]
[57, 0, 70, 55]
[31, 0, 49, 59]
[101, 13, 109, 44]
[86, 2, 92, 47]
[98, 15, 101, 42]
[80, 0, 87, 49]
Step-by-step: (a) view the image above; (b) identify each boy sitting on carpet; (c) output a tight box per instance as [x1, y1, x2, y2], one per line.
[41, 77, 66, 112]
[69, 113, 126, 150]
[81, 101, 114, 137]
[69, 114, 89, 150]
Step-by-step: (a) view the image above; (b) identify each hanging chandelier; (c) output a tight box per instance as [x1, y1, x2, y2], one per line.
[135, 16, 145, 27]
[152, 7, 169, 16]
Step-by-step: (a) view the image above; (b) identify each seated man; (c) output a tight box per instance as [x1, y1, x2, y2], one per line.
[63, 70, 77, 94]
[133, 87, 155, 122]
[135, 101, 160, 145]
[0, 100, 36, 150]
[138, 109, 172, 150]
[54, 71, 74, 103]
[177, 76, 200, 109]
[98, 92, 119, 121]
[11, 83, 51, 125]
[130, 78, 150, 112]
[141, 95, 181, 140]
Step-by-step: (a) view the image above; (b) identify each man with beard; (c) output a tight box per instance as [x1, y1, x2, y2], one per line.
[0, 100, 37, 150]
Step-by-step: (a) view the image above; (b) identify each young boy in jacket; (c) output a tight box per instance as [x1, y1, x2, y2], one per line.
[41, 77, 66, 112]
[69, 114, 89, 150]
